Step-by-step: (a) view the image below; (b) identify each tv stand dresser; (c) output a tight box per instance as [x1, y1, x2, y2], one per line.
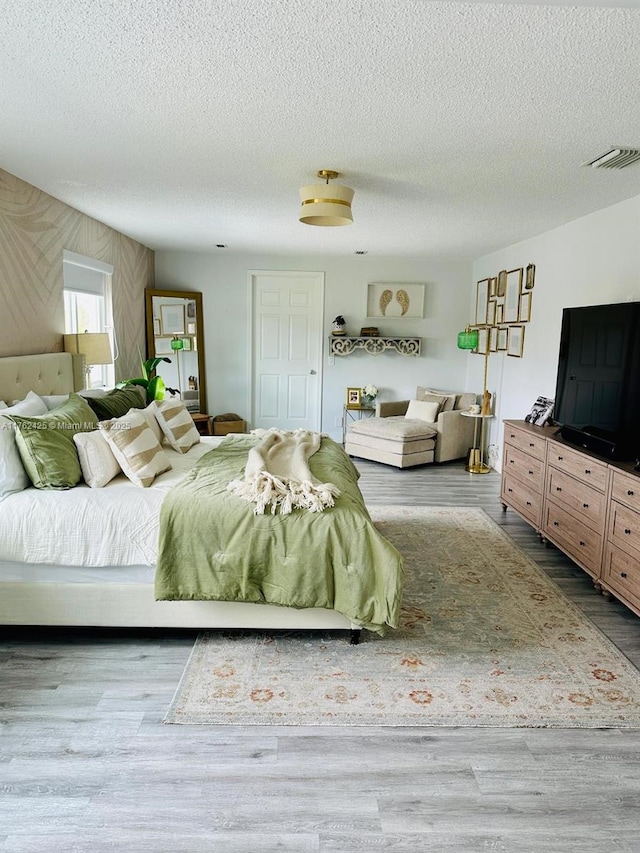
[501, 420, 640, 619]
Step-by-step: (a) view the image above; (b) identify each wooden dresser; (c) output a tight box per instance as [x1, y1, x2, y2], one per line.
[501, 420, 640, 619]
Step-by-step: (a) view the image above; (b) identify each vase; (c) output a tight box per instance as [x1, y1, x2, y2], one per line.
[362, 395, 376, 409]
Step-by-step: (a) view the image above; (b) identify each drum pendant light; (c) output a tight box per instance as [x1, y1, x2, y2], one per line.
[299, 169, 354, 226]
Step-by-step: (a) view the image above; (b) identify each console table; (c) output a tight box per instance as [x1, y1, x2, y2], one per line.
[501, 419, 640, 620]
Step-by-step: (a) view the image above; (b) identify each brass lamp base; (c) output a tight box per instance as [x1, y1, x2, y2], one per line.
[466, 462, 491, 474]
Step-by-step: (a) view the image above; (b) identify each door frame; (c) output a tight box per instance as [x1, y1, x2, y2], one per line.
[247, 269, 325, 431]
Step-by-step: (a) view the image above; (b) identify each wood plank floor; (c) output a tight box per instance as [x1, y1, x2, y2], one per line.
[2, 460, 640, 852]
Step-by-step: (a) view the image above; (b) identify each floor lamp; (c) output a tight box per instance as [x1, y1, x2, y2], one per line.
[170, 336, 184, 397]
[457, 326, 492, 474]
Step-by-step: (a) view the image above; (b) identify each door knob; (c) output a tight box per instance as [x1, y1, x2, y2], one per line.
[310, 369, 317, 375]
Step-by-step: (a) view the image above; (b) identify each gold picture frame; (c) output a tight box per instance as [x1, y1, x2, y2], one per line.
[475, 279, 490, 325]
[497, 270, 507, 297]
[519, 291, 532, 322]
[503, 268, 523, 323]
[497, 327, 508, 351]
[346, 387, 362, 408]
[525, 263, 536, 290]
[507, 324, 525, 358]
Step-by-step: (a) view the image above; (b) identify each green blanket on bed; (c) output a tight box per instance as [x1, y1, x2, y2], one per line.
[155, 435, 403, 635]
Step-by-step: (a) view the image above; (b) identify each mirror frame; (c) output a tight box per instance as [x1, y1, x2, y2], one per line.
[144, 288, 207, 413]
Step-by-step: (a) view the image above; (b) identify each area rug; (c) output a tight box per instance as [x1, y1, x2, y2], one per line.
[165, 506, 640, 727]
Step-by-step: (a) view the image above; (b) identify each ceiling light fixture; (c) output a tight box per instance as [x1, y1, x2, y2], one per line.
[299, 170, 354, 227]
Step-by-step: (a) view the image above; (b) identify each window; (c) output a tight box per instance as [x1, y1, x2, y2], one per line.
[63, 251, 116, 388]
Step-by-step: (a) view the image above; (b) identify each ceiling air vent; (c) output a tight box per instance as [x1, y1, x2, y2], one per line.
[586, 148, 640, 169]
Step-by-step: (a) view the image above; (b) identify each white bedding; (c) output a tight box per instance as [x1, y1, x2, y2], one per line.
[0, 436, 222, 568]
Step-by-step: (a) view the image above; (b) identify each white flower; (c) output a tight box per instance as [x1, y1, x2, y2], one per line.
[363, 384, 378, 398]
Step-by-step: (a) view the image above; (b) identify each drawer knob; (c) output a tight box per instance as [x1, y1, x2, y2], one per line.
[528, 470, 534, 475]
[579, 540, 585, 546]
[510, 433, 515, 438]
[628, 490, 635, 496]
[529, 442, 534, 447]
[553, 521, 559, 527]
[509, 460, 514, 464]
[584, 469, 591, 474]
[621, 572, 628, 578]
[624, 528, 631, 535]
[526, 501, 532, 506]
[556, 486, 562, 492]
[558, 455, 563, 460]
[583, 503, 589, 508]
[508, 488, 513, 493]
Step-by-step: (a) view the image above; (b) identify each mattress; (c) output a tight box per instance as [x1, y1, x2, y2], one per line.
[0, 436, 222, 568]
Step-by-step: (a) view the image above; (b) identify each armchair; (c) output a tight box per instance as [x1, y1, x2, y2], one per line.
[344, 387, 477, 468]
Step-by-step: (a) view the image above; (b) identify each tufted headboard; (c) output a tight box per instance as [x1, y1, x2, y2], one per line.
[0, 353, 85, 405]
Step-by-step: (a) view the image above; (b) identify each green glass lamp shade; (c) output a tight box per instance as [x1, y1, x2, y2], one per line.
[457, 326, 479, 350]
[170, 336, 184, 351]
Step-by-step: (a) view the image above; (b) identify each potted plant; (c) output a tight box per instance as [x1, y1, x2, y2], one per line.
[117, 356, 176, 404]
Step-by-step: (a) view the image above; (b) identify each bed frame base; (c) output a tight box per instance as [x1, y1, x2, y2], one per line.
[0, 582, 358, 635]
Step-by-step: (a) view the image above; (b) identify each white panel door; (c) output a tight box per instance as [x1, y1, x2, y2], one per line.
[250, 271, 324, 431]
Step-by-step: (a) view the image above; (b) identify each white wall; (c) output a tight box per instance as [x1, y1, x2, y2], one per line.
[467, 194, 640, 470]
[154, 252, 472, 441]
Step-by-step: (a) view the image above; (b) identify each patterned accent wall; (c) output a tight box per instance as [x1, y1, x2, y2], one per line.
[0, 169, 154, 382]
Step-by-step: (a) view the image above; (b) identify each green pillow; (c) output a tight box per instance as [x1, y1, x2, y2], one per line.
[7, 393, 99, 489]
[85, 386, 145, 420]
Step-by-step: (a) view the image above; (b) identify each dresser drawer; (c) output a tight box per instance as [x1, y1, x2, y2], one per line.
[503, 445, 544, 491]
[543, 501, 601, 576]
[503, 425, 546, 461]
[501, 472, 542, 526]
[545, 466, 605, 530]
[611, 470, 640, 515]
[546, 440, 608, 491]
[602, 542, 640, 615]
[608, 501, 640, 559]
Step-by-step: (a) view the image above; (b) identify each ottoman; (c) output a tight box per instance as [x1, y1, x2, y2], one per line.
[344, 416, 437, 468]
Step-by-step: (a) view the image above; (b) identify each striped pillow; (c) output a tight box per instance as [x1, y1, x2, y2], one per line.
[100, 410, 171, 487]
[153, 399, 200, 453]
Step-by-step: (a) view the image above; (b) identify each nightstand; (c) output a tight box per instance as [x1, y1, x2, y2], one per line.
[191, 413, 213, 436]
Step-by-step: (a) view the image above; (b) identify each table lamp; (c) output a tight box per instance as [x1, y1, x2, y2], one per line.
[63, 332, 112, 389]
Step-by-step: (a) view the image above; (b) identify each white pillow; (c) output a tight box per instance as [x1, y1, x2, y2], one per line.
[0, 392, 49, 496]
[153, 399, 200, 453]
[0, 401, 7, 410]
[140, 403, 164, 445]
[100, 410, 171, 488]
[405, 399, 440, 423]
[41, 394, 70, 410]
[73, 430, 121, 488]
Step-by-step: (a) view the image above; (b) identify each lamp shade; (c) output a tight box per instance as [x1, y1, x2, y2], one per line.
[170, 336, 184, 351]
[63, 332, 112, 365]
[457, 326, 479, 350]
[299, 170, 354, 226]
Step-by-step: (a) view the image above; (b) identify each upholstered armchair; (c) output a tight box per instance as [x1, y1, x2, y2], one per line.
[344, 386, 477, 468]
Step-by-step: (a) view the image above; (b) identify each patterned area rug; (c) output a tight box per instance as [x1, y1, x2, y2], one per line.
[165, 506, 640, 727]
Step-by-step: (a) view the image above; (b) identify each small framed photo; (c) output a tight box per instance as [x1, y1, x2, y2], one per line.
[497, 327, 508, 351]
[497, 270, 507, 297]
[160, 304, 185, 335]
[186, 300, 197, 319]
[186, 322, 196, 335]
[181, 337, 192, 351]
[525, 263, 536, 290]
[503, 268, 523, 323]
[524, 395, 554, 426]
[487, 299, 496, 327]
[519, 291, 532, 322]
[153, 318, 161, 335]
[489, 277, 498, 298]
[475, 279, 490, 325]
[346, 387, 362, 408]
[489, 326, 498, 352]
[476, 327, 489, 355]
[155, 336, 173, 355]
[495, 302, 504, 325]
[507, 324, 525, 358]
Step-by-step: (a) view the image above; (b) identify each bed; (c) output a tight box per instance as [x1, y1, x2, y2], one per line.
[0, 352, 402, 639]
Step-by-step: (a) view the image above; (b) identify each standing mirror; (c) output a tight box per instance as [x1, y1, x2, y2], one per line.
[145, 288, 207, 414]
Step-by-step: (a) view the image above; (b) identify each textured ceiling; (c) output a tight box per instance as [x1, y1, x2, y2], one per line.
[1, 1, 640, 258]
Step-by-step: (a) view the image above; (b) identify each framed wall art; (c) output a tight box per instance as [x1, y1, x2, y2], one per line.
[160, 304, 185, 335]
[476, 327, 489, 355]
[525, 263, 536, 290]
[475, 278, 490, 325]
[489, 326, 498, 352]
[155, 336, 173, 355]
[503, 268, 523, 323]
[487, 299, 496, 327]
[507, 324, 525, 358]
[497, 327, 508, 351]
[366, 283, 425, 319]
[519, 291, 532, 322]
[497, 270, 507, 297]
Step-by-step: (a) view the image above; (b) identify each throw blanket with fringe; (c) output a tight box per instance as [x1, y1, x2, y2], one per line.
[227, 429, 340, 515]
[155, 434, 404, 635]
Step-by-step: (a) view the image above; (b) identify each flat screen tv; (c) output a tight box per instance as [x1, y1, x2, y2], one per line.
[553, 301, 640, 461]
